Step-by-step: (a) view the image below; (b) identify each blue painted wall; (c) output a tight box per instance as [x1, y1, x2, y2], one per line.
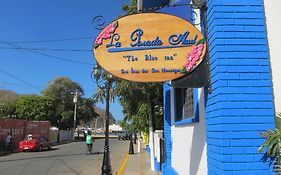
[162, 83, 178, 175]
[205, 0, 275, 174]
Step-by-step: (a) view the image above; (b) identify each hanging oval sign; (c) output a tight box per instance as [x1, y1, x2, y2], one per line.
[93, 13, 206, 82]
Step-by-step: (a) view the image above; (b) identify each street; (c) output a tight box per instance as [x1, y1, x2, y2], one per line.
[0, 139, 129, 175]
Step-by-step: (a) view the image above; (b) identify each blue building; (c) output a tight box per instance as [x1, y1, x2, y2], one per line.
[139, 0, 279, 174]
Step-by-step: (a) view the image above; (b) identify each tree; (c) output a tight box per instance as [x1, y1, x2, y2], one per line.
[115, 0, 163, 133]
[92, 72, 115, 104]
[259, 113, 281, 174]
[77, 98, 98, 126]
[42, 77, 84, 129]
[119, 2, 163, 168]
[42, 77, 84, 103]
[117, 120, 130, 131]
[14, 95, 55, 121]
[122, 0, 137, 14]
[115, 80, 163, 132]
[0, 101, 16, 118]
[1, 77, 97, 129]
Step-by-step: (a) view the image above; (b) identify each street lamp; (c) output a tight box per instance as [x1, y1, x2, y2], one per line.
[92, 64, 113, 175]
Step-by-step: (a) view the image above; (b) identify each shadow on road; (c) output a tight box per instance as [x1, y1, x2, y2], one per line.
[91, 151, 103, 155]
[0, 151, 102, 163]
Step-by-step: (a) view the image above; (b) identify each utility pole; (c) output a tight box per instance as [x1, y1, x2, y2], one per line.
[71, 90, 81, 140]
[72, 91, 78, 128]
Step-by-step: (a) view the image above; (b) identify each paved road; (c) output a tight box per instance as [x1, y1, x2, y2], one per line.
[0, 139, 129, 175]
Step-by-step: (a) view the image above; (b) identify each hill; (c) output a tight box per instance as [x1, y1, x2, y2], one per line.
[91, 107, 116, 129]
[0, 89, 19, 103]
[79, 107, 116, 130]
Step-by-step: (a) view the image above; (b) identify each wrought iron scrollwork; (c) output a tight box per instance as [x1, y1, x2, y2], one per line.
[190, 10, 201, 26]
[92, 15, 106, 30]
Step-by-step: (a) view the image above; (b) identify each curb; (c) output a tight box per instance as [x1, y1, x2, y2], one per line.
[52, 140, 72, 146]
[0, 149, 18, 156]
[116, 153, 129, 175]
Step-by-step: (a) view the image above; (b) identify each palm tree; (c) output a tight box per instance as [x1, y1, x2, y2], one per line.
[92, 84, 115, 104]
[93, 87, 105, 103]
[259, 113, 281, 174]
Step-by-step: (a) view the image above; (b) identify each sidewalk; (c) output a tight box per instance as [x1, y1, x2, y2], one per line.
[121, 140, 160, 175]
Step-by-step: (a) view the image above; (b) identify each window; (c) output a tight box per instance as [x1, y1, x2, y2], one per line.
[174, 88, 199, 125]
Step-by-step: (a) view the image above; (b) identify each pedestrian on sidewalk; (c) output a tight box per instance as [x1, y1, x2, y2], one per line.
[86, 131, 93, 155]
[5, 132, 12, 151]
[27, 132, 33, 140]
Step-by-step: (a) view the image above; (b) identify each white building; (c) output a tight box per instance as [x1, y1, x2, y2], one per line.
[109, 124, 123, 132]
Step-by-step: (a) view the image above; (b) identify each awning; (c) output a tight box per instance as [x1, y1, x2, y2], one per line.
[171, 56, 210, 88]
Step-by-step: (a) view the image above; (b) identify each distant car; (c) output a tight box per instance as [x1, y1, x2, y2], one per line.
[18, 136, 52, 152]
[118, 131, 130, 140]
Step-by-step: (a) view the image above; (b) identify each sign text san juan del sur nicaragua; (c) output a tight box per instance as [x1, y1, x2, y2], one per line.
[93, 13, 206, 83]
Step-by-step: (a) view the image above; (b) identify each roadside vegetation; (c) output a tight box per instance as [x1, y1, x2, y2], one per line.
[1, 0, 164, 135]
[259, 113, 281, 174]
[117, 0, 163, 133]
[0, 77, 98, 130]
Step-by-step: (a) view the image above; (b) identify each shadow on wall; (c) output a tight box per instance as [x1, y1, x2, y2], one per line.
[189, 89, 207, 175]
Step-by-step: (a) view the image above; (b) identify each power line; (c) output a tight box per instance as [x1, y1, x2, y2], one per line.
[0, 81, 26, 86]
[8, 36, 94, 44]
[0, 46, 92, 52]
[0, 40, 94, 66]
[0, 68, 41, 91]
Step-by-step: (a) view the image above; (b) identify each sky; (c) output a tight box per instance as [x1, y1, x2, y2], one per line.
[0, 0, 129, 121]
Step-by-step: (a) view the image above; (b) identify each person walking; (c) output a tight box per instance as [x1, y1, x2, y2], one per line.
[86, 131, 93, 155]
[27, 132, 33, 140]
[5, 132, 12, 151]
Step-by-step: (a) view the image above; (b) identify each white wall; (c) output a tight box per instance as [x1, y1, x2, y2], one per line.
[169, 6, 207, 174]
[170, 88, 207, 175]
[59, 130, 73, 142]
[264, 1, 281, 113]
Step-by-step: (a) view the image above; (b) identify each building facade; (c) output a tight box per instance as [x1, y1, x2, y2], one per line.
[264, 1, 281, 114]
[138, 0, 280, 174]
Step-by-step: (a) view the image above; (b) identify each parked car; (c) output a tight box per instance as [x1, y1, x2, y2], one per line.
[18, 136, 52, 152]
[117, 131, 130, 140]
